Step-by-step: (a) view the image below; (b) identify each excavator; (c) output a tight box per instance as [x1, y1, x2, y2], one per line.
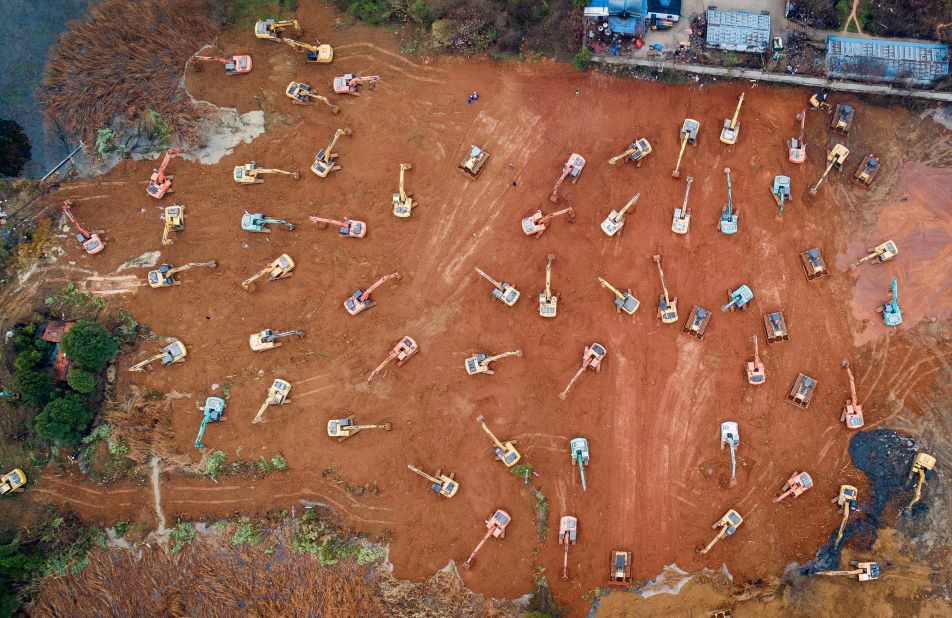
[522, 207, 575, 237]
[786, 373, 817, 409]
[809, 92, 833, 111]
[539, 254, 558, 318]
[285, 82, 339, 113]
[789, 109, 807, 163]
[746, 336, 765, 385]
[831, 103, 854, 135]
[465, 350, 522, 376]
[671, 177, 693, 234]
[147, 261, 216, 288]
[570, 437, 590, 491]
[233, 161, 299, 184]
[147, 149, 183, 199]
[192, 54, 252, 75]
[718, 167, 738, 235]
[598, 277, 640, 316]
[851, 240, 898, 268]
[771, 175, 791, 214]
[241, 212, 295, 233]
[722, 285, 753, 312]
[608, 138, 652, 167]
[459, 145, 489, 179]
[463, 509, 511, 569]
[129, 340, 187, 372]
[763, 311, 789, 343]
[698, 509, 743, 555]
[720, 422, 740, 487]
[600, 193, 640, 237]
[474, 267, 520, 306]
[476, 415, 521, 467]
[549, 153, 586, 202]
[281, 38, 333, 63]
[800, 248, 829, 280]
[310, 215, 366, 238]
[61, 201, 105, 254]
[841, 360, 865, 429]
[719, 93, 745, 145]
[774, 471, 814, 502]
[249, 329, 305, 351]
[252, 379, 292, 423]
[559, 344, 606, 400]
[879, 277, 902, 326]
[817, 561, 880, 582]
[161, 204, 185, 246]
[327, 416, 391, 441]
[682, 306, 712, 340]
[832, 485, 858, 547]
[241, 254, 295, 290]
[345, 272, 400, 315]
[852, 154, 881, 189]
[311, 128, 352, 177]
[609, 550, 632, 585]
[672, 118, 700, 178]
[393, 163, 414, 217]
[809, 144, 849, 196]
[907, 452, 936, 510]
[653, 254, 678, 323]
[333, 73, 380, 95]
[194, 396, 225, 449]
[367, 336, 418, 382]
[559, 516, 578, 580]
[254, 18, 301, 40]
[407, 464, 459, 498]
[1, 469, 26, 495]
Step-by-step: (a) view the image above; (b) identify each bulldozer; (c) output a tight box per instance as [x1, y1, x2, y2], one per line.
[841, 360, 865, 429]
[242, 254, 295, 290]
[719, 167, 738, 235]
[907, 452, 936, 510]
[474, 267, 520, 307]
[560, 516, 578, 580]
[719, 93, 745, 145]
[559, 344, 606, 400]
[459, 145, 489, 179]
[600, 193, 640, 237]
[831, 104, 854, 135]
[609, 550, 632, 585]
[539, 254, 559, 318]
[698, 509, 743, 555]
[61, 201, 105, 255]
[800, 248, 828, 280]
[148, 261, 216, 288]
[463, 509, 511, 569]
[367, 336, 418, 382]
[809, 144, 849, 196]
[252, 379, 292, 423]
[599, 277, 640, 316]
[310, 216, 366, 238]
[393, 163, 414, 217]
[465, 350, 522, 376]
[241, 212, 295, 233]
[345, 272, 400, 315]
[407, 464, 459, 498]
[327, 417, 391, 442]
[672, 118, 700, 178]
[722, 285, 753, 312]
[233, 161, 299, 184]
[311, 128, 352, 177]
[147, 149, 183, 199]
[281, 38, 333, 63]
[608, 138, 652, 167]
[774, 471, 814, 502]
[570, 437, 590, 491]
[194, 397, 224, 449]
[789, 109, 807, 164]
[746, 336, 765, 385]
[809, 92, 833, 111]
[550, 153, 586, 202]
[879, 277, 903, 326]
[851, 240, 898, 268]
[653, 254, 678, 323]
[771, 175, 791, 214]
[817, 561, 880, 582]
[333, 73, 380, 95]
[852, 154, 881, 189]
[249, 329, 305, 351]
[192, 54, 252, 75]
[285, 82, 339, 113]
[832, 485, 858, 547]
[682, 306, 712, 340]
[720, 422, 740, 487]
[671, 177, 693, 234]
[522, 207, 575, 237]
[254, 18, 301, 40]
[161, 204, 185, 246]
[786, 373, 817, 409]
[129, 340, 187, 372]
[1, 469, 27, 495]
[476, 415, 521, 467]
[763, 311, 789, 343]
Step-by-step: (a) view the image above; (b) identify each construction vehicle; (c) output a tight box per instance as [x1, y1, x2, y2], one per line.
[463, 509, 511, 569]
[599, 277, 640, 316]
[194, 396, 224, 449]
[720, 422, 740, 487]
[241, 212, 295, 233]
[800, 248, 828, 280]
[809, 144, 849, 196]
[393, 163, 414, 217]
[252, 379, 292, 424]
[609, 550, 632, 585]
[327, 417, 391, 441]
[147, 261, 216, 288]
[746, 336, 765, 385]
[682, 306, 712, 340]
[880, 277, 903, 326]
[817, 561, 880, 581]
[809, 93, 833, 111]
[459, 145, 489, 179]
[249, 329, 304, 351]
[840, 360, 865, 429]
[786, 373, 817, 409]
[763, 311, 789, 343]
[129, 340, 186, 372]
[719, 93, 745, 145]
[906, 452, 936, 509]
[61, 201, 105, 254]
[771, 175, 791, 214]
[671, 177, 693, 234]
[281, 38, 333, 63]
[831, 104, 854, 135]
[570, 437, 590, 491]
[160, 204, 185, 246]
[719, 167, 738, 235]
[147, 149, 183, 199]
[465, 350, 522, 376]
[539, 254, 558, 317]
[367, 336, 418, 382]
[608, 138, 652, 166]
[699, 510, 743, 555]
[774, 471, 813, 502]
[192, 54, 252, 75]
[522, 207, 575, 237]
[852, 154, 881, 189]
[672, 119, 700, 178]
[234, 161, 299, 185]
[0, 469, 26, 495]
[285, 82, 339, 113]
[559, 516, 578, 579]
[851, 240, 898, 268]
[345, 272, 400, 315]
[559, 344, 606, 400]
[242, 254, 295, 290]
[476, 415, 521, 467]
[474, 267, 520, 307]
[832, 485, 858, 546]
[653, 254, 678, 323]
[789, 110, 807, 163]
[600, 193, 640, 237]
[333, 73, 380, 95]
[722, 285, 753, 312]
[254, 18, 301, 40]
[311, 128, 352, 177]
[549, 153, 586, 202]
[309, 216, 366, 238]
[407, 464, 459, 498]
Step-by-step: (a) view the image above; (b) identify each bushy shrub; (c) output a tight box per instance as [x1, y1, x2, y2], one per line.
[66, 368, 98, 394]
[571, 46, 592, 71]
[34, 394, 94, 445]
[14, 350, 42, 373]
[13, 370, 54, 407]
[61, 320, 118, 373]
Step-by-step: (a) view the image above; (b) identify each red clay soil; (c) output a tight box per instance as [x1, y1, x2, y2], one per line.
[27, 2, 952, 612]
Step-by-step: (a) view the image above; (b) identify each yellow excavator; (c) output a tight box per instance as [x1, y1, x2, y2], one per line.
[285, 82, 339, 113]
[539, 254, 558, 317]
[832, 485, 858, 547]
[148, 261, 216, 288]
[850, 240, 898, 268]
[907, 452, 936, 510]
[129, 340, 187, 372]
[672, 118, 699, 178]
[407, 464, 459, 498]
[476, 415, 521, 467]
[234, 161, 299, 185]
[281, 38, 333, 63]
[252, 379, 292, 423]
[465, 349, 522, 375]
[608, 139, 652, 166]
[161, 205, 185, 246]
[1, 469, 27, 495]
[242, 254, 295, 290]
[719, 93, 745, 145]
[809, 144, 849, 196]
[311, 128, 352, 177]
[653, 254, 678, 323]
[327, 416, 391, 441]
[254, 18, 301, 40]
[698, 509, 743, 555]
[393, 163, 414, 217]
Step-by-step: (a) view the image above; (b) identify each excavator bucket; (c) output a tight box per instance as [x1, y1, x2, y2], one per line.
[682, 306, 711, 340]
[785, 373, 817, 409]
[800, 248, 828, 280]
[763, 311, 789, 343]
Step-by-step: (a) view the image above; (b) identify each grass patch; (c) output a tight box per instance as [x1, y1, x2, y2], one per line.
[533, 488, 550, 540]
[170, 522, 196, 553]
[291, 510, 385, 566]
[229, 523, 260, 546]
[204, 450, 226, 480]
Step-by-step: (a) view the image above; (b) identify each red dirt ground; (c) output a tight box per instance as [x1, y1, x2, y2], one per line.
[24, 3, 952, 613]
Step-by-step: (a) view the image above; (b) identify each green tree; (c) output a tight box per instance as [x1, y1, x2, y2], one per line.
[60, 321, 118, 373]
[34, 395, 94, 445]
[572, 47, 593, 71]
[409, 0, 436, 26]
[13, 350, 42, 373]
[13, 369, 54, 407]
[66, 368, 98, 394]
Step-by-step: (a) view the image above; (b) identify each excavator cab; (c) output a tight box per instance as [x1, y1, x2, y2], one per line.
[327, 417, 392, 441]
[774, 471, 814, 502]
[831, 104, 854, 135]
[459, 145, 489, 179]
[129, 340, 187, 372]
[763, 311, 789, 343]
[800, 248, 828, 280]
[539, 254, 559, 317]
[0, 469, 27, 495]
[194, 397, 225, 449]
[254, 18, 301, 40]
[609, 550, 632, 584]
[852, 154, 880, 189]
[785, 373, 817, 409]
[682, 306, 712, 340]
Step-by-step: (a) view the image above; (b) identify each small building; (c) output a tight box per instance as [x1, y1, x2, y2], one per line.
[826, 36, 950, 85]
[705, 8, 771, 53]
[647, 0, 681, 29]
[39, 321, 74, 380]
[585, 0, 648, 37]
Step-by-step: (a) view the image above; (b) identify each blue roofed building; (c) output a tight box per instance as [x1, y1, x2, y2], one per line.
[585, 0, 648, 37]
[705, 8, 771, 53]
[826, 36, 949, 85]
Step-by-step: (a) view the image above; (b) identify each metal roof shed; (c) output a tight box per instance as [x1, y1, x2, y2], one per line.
[705, 8, 770, 53]
[826, 36, 949, 85]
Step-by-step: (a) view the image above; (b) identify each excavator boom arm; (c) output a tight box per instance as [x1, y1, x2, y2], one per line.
[730, 94, 745, 129]
[724, 168, 734, 214]
[360, 272, 400, 300]
[309, 216, 346, 227]
[398, 164, 408, 201]
[474, 268, 503, 290]
[483, 350, 521, 364]
[618, 193, 640, 218]
[598, 278, 624, 300]
[655, 260, 671, 304]
[321, 130, 345, 162]
[62, 205, 93, 237]
[608, 148, 637, 164]
[479, 421, 507, 451]
[544, 256, 553, 299]
[407, 464, 440, 484]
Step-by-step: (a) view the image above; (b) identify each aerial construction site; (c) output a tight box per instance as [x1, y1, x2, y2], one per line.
[1, 1, 951, 616]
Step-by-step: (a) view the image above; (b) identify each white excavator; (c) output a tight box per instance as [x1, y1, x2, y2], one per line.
[147, 261, 216, 288]
[698, 509, 743, 555]
[600, 193, 639, 237]
[233, 161, 299, 185]
[672, 118, 700, 178]
[539, 254, 558, 317]
[608, 139, 652, 167]
[327, 416, 391, 441]
[816, 561, 880, 582]
[393, 163, 415, 217]
[252, 379, 292, 423]
[241, 254, 295, 290]
[474, 267, 520, 307]
[249, 329, 305, 351]
[285, 82, 339, 113]
[465, 349, 522, 375]
[809, 144, 849, 196]
[128, 340, 187, 372]
[671, 176, 693, 234]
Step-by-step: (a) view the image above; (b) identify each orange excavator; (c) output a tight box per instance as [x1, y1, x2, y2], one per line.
[191, 54, 252, 75]
[774, 471, 813, 502]
[344, 272, 400, 315]
[463, 509, 511, 569]
[281, 38, 333, 63]
[61, 201, 105, 254]
[367, 336, 418, 382]
[559, 343, 606, 400]
[333, 73, 380, 95]
[550, 153, 586, 202]
[841, 360, 864, 429]
[559, 516, 578, 580]
[309, 215, 366, 238]
[521, 207, 575, 238]
[147, 149, 184, 199]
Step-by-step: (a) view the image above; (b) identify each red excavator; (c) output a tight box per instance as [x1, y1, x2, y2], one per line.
[309, 216, 366, 238]
[147, 149, 184, 199]
[774, 471, 813, 502]
[745, 335, 765, 385]
[841, 360, 864, 429]
[560, 516, 578, 580]
[550, 153, 585, 202]
[191, 54, 253, 75]
[344, 272, 401, 315]
[463, 509, 511, 569]
[367, 336, 418, 382]
[559, 343, 606, 400]
[61, 201, 105, 254]
[333, 73, 380, 95]
[521, 207, 575, 238]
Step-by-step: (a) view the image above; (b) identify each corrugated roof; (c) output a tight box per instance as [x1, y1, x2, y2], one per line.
[705, 8, 770, 53]
[826, 36, 949, 84]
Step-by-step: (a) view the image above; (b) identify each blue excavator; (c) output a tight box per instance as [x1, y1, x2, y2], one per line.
[722, 285, 753, 312]
[881, 277, 902, 326]
[241, 212, 295, 233]
[195, 397, 225, 449]
[569, 437, 590, 491]
[719, 167, 738, 235]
